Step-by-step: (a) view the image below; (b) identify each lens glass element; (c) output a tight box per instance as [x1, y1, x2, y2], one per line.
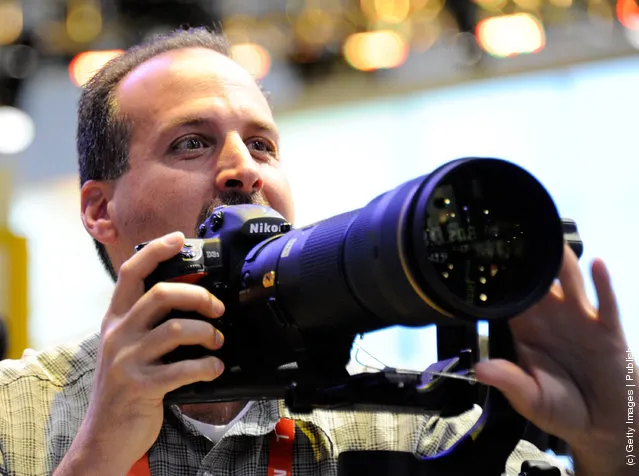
[416, 159, 563, 316]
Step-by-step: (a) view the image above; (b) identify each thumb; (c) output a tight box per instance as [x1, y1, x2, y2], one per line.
[474, 359, 540, 422]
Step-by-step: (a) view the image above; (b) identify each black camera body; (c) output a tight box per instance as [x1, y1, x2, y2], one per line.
[142, 206, 329, 381]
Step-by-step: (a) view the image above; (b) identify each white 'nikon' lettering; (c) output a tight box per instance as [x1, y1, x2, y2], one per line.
[249, 222, 280, 234]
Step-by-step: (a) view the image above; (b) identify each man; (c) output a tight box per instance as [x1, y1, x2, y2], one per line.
[0, 27, 633, 475]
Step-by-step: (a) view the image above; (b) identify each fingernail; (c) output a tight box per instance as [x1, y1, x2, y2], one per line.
[214, 358, 225, 375]
[211, 295, 225, 316]
[163, 232, 184, 246]
[214, 329, 225, 347]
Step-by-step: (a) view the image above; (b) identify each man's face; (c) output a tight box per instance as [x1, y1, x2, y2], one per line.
[105, 47, 294, 270]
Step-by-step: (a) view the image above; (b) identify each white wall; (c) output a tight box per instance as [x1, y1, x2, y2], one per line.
[8, 56, 639, 372]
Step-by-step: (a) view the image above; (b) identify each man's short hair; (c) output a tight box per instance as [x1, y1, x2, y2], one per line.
[77, 27, 230, 281]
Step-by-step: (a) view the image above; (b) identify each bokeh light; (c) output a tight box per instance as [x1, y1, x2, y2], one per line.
[294, 9, 337, 46]
[361, 0, 411, 24]
[66, 1, 103, 43]
[343, 30, 409, 71]
[231, 43, 272, 80]
[476, 13, 546, 57]
[617, 0, 639, 30]
[68, 50, 124, 87]
[0, 107, 35, 155]
[549, 0, 573, 7]
[0, 0, 23, 45]
[473, 0, 508, 12]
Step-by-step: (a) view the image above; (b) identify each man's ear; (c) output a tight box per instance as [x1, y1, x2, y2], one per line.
[81, 180, 117, 245]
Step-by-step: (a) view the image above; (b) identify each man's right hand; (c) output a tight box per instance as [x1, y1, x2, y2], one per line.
[54, 231, 226, 476]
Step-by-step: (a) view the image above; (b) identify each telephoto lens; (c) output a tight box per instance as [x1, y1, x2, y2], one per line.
[240, 157, 565, 333]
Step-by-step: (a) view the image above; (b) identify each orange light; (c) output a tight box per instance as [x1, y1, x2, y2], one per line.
[361, 0, 411, 23]
[68, 50, 123, 87]
[0, 0, 23, 45]
[230, 43, 271, 80]
[476, 13, 546, 58]
[343, 30, 408, 71]
[617, 0, 639, 29]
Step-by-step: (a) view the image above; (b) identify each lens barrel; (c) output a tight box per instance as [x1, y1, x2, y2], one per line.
[240, 158, 564, 333]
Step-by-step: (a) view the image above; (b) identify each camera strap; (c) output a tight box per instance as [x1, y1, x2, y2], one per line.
[127, 417, 296, 476]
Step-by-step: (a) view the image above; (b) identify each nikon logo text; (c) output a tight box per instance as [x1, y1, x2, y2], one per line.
[249, 222, 280, 234]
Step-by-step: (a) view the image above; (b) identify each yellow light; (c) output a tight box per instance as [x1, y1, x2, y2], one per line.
[419, 0, 445, 20]
[343, 30, 408, 71]
[513, 0, 541, 10]
[66, 2, 102, 43]
[476, 13, 546, 58]
[230, 43, 271, 80]
[549, 0, 573, 7]
[0, 1, 23, 45]
[361, 0, 410, 23]
[473, 0, 508, 12]
[294, 9, 336, 45]
[361, 0, 376, 20]
[377, 0, 411, 23]
[223, 14, 255, 44]
[69, 50, 124, 87]
[410, 0, 429, 10]
[617, 0, 639, 30]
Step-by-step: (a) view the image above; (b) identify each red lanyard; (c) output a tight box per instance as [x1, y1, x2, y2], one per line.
[127, 418, 295, 476]
[267, 418, 295, 476]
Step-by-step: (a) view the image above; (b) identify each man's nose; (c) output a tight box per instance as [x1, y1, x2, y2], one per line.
[215, 135, 264, 194]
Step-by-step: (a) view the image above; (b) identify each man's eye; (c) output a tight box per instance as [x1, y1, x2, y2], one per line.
[173, 136, 208, 151]
[247, 138, 275, 154]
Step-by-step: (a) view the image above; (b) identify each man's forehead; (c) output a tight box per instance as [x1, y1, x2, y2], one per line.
[115, 47, 269, 112]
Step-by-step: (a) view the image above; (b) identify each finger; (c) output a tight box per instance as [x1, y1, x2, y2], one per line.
[557, 244, 592, 314]
[141, 318, 224, 362]
[549, 280, 563, 301]
[591, 258, 622, 331]
[126, 282, 225, 331]
[111, 231, 185, 316]
[151, 356, 225, 395]
[474, 359, 540, 422]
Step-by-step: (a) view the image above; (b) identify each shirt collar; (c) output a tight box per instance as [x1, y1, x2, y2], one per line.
[167, 399, 281, 440]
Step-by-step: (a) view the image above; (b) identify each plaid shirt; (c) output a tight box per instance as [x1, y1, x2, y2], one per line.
[0, 332, 572, 476]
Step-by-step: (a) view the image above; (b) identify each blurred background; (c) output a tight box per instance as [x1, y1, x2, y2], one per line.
[0, 0, 637, 376]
